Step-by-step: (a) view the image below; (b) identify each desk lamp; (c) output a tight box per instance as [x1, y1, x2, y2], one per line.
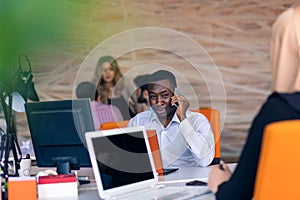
[0, 55, 39, 178]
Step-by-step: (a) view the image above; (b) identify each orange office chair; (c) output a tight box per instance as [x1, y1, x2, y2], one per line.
[100, 120, 129, 130]
[253, 120, 300, 200]
[193, 107, 221, 165]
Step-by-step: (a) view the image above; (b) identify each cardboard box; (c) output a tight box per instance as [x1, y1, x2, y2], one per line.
[37, 174, 78, 199]
[8, 176, 37, 200]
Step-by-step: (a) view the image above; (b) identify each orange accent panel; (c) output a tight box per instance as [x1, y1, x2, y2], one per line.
[8, 177, 37, 200]
[146, 129, 164, 175]
[253, 120, 300, 200]
[192, 107, 221, 159]
[100, 120, 129, 130]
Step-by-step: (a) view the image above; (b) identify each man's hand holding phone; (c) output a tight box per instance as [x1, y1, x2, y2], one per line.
[171, 88, 190, 121]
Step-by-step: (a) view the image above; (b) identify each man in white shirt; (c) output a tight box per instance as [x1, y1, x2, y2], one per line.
[128, 70, 215, 167]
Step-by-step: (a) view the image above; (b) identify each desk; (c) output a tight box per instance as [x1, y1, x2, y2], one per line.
[159, 163, 236, 184]
[158, 167, 211, 184]
[78, 185, 215, 200]
[33, 163, 236, 199]
[75, 165, 223, 200]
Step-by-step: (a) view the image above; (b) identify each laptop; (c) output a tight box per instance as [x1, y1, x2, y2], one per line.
[146, 130, 178, 175]
[85, 126, 210, 200]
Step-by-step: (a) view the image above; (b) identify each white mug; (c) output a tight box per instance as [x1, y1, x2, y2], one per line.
[18, 158, 31, 177]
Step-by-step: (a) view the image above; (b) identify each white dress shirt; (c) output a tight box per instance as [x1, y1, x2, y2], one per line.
[128, 108, 215, 167]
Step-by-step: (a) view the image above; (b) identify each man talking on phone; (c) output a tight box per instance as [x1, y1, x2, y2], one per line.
[128, 70, 215, 167]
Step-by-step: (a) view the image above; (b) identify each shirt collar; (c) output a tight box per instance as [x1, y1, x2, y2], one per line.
[149, 107, 180, 125]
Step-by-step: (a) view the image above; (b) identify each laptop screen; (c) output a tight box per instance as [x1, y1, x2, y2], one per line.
[91, 130, 154, 190]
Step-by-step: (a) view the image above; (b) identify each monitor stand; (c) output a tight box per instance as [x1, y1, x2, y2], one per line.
[53, 157, 80, 174]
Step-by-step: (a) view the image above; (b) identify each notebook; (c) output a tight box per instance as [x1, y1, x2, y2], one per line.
[85, 126, 210, 200]
[146, 130, 178, 175]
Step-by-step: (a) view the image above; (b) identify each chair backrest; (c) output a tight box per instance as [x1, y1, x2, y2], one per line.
[75, 81, 96, 100]
[192, 107, 221, 165]
[253, 120, 300, 200]
[100, 120, 129, 130]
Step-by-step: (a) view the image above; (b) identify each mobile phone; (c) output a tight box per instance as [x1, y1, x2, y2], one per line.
[173, 102, 179, 108]
[173, 87, 181, 108]
[185, 180, 207, 186]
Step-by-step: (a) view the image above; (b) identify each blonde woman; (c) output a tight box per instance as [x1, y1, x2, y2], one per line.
[94, 55, 138, 120]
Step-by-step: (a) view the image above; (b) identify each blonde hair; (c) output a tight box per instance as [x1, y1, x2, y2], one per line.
[95, 55, 124, 104]
[270, 5, 300, 92]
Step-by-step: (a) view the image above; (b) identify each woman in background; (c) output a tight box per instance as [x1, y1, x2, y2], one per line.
[208, 4, 300, 200]
[94, 55, 138, 120]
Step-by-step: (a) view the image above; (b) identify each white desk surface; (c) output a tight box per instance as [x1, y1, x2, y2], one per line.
[33, 163, 237, 200]
[78, 186, 215, 200]
[76, 167, 214, 200]
[158, 167, 212, 184]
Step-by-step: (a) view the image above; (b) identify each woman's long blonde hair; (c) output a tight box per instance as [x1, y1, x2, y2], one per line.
[95, 55, 124, 104]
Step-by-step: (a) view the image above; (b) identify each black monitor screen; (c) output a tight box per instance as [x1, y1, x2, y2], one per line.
[25, 99, 96, 174]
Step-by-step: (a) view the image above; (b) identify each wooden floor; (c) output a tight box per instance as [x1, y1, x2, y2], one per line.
[12, 0, 296, 162]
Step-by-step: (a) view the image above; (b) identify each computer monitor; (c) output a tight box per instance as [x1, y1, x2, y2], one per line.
[25, 99, 96, 174]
